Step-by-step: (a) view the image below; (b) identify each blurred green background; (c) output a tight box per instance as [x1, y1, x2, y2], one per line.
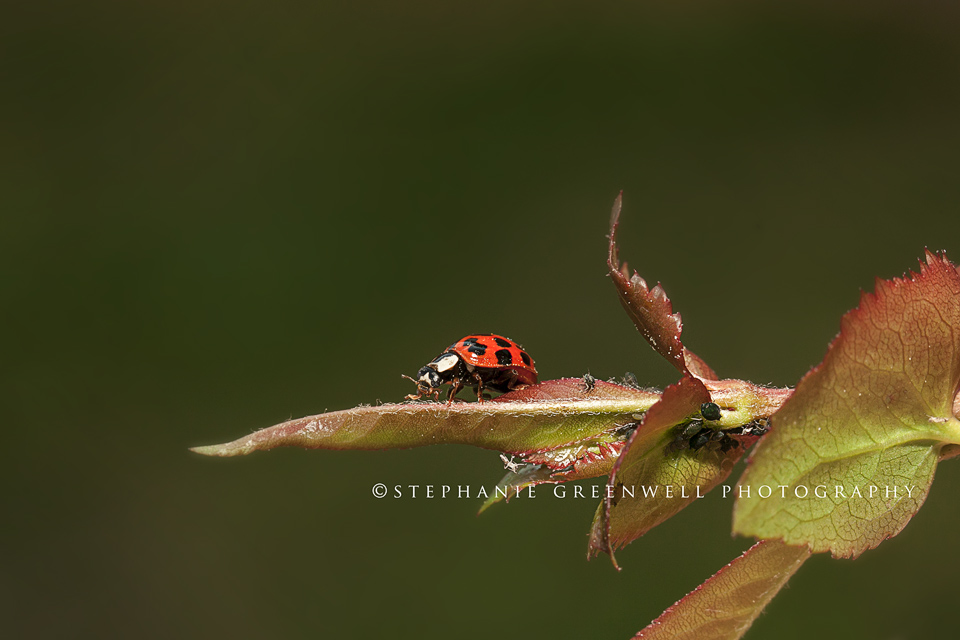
[4, 1, 960, 638]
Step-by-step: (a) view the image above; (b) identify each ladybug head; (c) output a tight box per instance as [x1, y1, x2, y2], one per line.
[415, 352, 464, 391]
[416, 366, 442, 390]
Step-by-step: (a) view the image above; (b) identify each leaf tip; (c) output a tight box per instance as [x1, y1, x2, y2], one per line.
[189, 444, 227, 457]
[189, 440, 249, 457]
[608, 193, 624, 265]
[476, 498, 497, 516]
[923, 247, 947, 266]
[610, 193, 623, 226]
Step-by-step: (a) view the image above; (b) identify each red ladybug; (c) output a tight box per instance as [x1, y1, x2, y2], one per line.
[406, 334, 538, 402]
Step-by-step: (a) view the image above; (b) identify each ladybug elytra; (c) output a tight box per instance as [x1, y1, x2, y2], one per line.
[406, 334, 538, 402]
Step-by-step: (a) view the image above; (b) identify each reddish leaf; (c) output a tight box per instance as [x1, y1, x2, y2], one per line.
[588, 376, 711, 566]
[635, 540, 810, 640]
[735, 251, 960, 557]
[683, 350, 718, 382]
[607, 193, 717, 380]
[191, 378, 660, 458]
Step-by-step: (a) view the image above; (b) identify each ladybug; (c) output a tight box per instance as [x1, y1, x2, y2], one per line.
[406, 334, 538, 402]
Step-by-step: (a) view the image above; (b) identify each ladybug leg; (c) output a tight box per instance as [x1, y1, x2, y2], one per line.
[446, 378, 465, 404]
[402, 374, 423, 401]
[475, 376, 485, 403]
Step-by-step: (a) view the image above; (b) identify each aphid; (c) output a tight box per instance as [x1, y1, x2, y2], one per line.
[700, 402, 722, 421]
[726, 418, 770, 439]
[405, 334, 538, 402]
[689, 428, 712, 451]
[685, 418, 771, 453]
[614, 420, 640, 440]
[621, 372, 640, 389]
[499, 453, 524, 474]
[582, 372, 597, 392]
[679, 418, 704, 441]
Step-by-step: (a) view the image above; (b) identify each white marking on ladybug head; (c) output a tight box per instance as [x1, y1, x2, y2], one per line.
[418, 369, 441, 388]
[433, 353, 460, 373]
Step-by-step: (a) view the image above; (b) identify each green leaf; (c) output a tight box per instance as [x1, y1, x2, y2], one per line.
[734, 251, 960, 557]
[607, 193, 717, 380]
[635, 540, 810, 640]
[191, 378, 659, 458]
[478, 464, 557, 514]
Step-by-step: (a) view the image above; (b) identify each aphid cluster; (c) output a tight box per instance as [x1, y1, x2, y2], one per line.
[674, 402, 769, 453]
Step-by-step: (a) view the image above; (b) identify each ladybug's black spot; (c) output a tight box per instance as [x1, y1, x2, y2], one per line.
[493, 336, 512, 348]
[460, 337, 488, 355]
[494, 349, 513, 365]
[519, 351, 531, 366]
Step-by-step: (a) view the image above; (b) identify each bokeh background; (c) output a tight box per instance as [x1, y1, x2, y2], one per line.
[4, 1, 960, 638]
